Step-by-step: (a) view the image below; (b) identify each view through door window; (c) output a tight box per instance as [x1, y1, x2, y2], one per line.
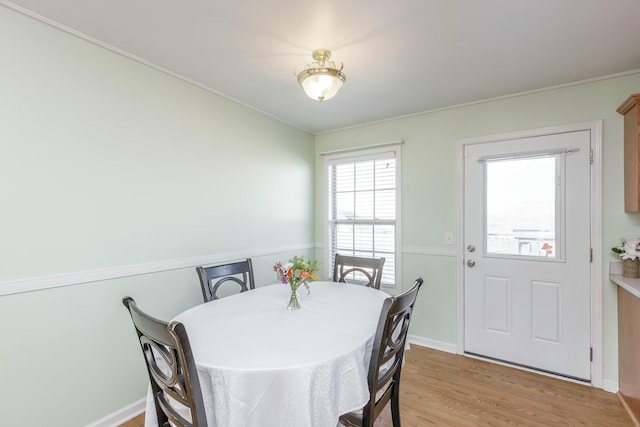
[485, 155, 560, 260]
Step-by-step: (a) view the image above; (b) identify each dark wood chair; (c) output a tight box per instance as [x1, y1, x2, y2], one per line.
[333, 254, 386, 289]
[122, 297, 207, 427]
[339, 277, 424, 427]
[196, 259, 255, 302]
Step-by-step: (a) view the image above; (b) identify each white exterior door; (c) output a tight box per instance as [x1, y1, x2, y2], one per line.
[463, 130, 591, 381]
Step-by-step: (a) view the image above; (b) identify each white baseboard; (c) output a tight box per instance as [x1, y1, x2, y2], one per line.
[602, 379, 619, 393]
[86, 398, 145, 427]
[407, 334, 457, 354]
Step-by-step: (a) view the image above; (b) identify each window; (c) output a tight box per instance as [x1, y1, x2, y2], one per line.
[325, 145, 401, 288]
[485, 154, 563, 260]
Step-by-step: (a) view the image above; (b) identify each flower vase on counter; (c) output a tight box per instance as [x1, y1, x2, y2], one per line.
[613, 239, 640, 278]
[623, 258, 640, 278]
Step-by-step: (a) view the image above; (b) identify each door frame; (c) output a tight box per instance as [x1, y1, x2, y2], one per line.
[456, 120, 603, 388]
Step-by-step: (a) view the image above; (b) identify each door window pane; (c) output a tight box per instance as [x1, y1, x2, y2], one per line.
[485, 156, 559, 259]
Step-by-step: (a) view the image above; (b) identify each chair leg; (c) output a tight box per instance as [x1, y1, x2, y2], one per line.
[391, 383, 402, 427]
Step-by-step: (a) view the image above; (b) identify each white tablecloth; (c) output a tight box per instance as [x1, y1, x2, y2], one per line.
[144, 281, 388, 427]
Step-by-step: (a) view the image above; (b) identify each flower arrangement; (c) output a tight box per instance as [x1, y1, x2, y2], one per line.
[273, 255, 319, 294]
[612, 238, 640, 260]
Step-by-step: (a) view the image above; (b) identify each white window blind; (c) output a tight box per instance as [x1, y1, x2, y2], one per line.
[326, 147, 400, 288]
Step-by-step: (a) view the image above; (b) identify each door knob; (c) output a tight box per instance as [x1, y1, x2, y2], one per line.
[467, 259, 476, 267]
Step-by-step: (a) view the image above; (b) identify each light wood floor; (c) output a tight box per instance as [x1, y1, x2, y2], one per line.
[121, 344, 633, 426]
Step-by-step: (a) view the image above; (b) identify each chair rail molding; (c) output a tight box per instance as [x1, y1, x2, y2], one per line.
[0, 243, 314, 296]
[314, 243, 457, 258]
[402, 246, 457, 257]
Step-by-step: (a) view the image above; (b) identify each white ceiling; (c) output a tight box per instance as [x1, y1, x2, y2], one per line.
[4, 0, 640, 134]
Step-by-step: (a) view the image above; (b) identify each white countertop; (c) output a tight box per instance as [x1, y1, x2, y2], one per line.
[609, 261, 640, 298]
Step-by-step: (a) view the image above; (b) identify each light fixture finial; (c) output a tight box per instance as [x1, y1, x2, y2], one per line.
[297, 49, 346, 102]
[312, 49, 331, 63]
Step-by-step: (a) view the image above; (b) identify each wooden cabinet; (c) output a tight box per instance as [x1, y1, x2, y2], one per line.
[618, 285, 640, 425]
[617, 94, 640, 212]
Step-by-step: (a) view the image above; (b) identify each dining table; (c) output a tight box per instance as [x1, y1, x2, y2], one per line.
[144, 280, 389, 427]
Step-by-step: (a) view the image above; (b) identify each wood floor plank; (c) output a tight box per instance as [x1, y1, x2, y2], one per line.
[121, 344, 633, 426]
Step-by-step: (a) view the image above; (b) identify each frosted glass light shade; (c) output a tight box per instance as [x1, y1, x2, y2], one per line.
[299, 72, 345, 101]
[296, 49, 346, 102]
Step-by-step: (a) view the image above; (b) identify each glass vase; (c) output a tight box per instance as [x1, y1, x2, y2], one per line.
[287, 286, 301, 310]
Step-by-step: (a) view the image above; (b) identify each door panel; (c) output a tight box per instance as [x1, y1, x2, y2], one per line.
[484, 276, 510, 333]
[463, 130, 591, 381]
[531, 280, 560, 343]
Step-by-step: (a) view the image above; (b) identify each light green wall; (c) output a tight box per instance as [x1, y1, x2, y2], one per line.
[315, 72, 640, 384]
[0, 7, 315, 279]
[0, 6, 314, 427]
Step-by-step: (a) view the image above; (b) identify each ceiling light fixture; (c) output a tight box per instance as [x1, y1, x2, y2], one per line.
[297, 49, 346, 102]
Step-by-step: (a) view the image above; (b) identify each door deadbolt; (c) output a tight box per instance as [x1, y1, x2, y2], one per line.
[467, 244, 476, 253]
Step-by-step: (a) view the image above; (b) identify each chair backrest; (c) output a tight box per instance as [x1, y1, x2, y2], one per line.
[364, 278, 423, 426]
[196, 259, 255, 302]
[122, 297, 207, 427]
[332, 254, 386, 289]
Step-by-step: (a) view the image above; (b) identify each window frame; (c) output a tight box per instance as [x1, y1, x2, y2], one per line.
[323, 144, 402, 290]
